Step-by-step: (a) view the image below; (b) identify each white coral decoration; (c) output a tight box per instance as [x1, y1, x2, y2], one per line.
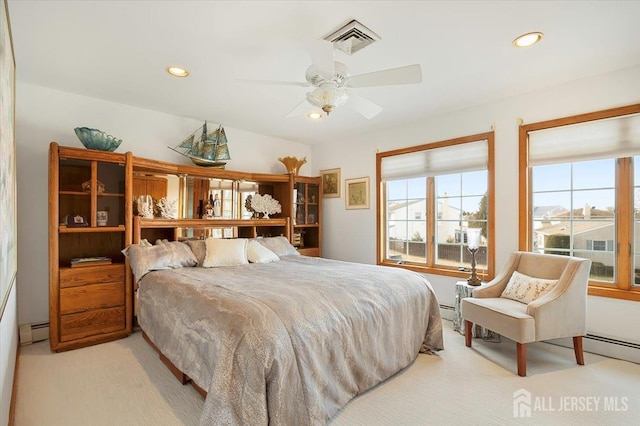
[251, 194, 281, 219]
[157, 197, 178, 219]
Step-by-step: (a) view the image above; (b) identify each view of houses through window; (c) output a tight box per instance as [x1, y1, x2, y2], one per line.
[531, 158, 616, 283]
[387, 178, 427, 263]
[385, 172, 489, 270]
[436, 171, 488, 269]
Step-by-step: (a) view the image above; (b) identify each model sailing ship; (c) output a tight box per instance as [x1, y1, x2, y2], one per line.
[169, 121, 230, 167]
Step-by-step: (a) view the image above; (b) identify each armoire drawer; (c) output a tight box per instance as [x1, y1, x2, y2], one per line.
[59, 264, 125, 288]
[60, 281, 124, 315]
[60, 306, 126, 342]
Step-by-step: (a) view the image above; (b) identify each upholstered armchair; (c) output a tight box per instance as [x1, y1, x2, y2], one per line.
[460, 251, 591, 376]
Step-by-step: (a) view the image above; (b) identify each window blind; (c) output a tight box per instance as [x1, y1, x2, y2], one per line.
[528, 113, 640, 166]
[380, 139, 488, 181]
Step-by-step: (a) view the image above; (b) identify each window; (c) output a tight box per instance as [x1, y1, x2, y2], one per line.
[520, 103, 640, 301]
[377, 132, 495, 279]
[587, 240, 614, 252]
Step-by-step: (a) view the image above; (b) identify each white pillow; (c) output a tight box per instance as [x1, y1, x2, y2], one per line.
[256, 236, 299, 257]
[500, 271, 558, 304]
[247, 240, 279, 263]
[203, 238, 249, 267]
[122, 241, 197, 282]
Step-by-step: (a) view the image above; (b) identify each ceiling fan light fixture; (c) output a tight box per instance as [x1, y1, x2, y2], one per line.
[167, 66, 189, 77]
[513, 32, 543, 48]
[306, 86, 349, 116]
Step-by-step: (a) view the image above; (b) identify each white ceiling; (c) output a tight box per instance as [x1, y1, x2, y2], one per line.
[8, 1, 640, 146]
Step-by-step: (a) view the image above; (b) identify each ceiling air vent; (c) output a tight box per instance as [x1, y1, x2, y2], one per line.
[323, 19, 380, 55]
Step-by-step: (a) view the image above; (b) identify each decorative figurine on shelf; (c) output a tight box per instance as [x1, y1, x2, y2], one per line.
[135, 195, 154, 218]
[250, 193, 282, 219]
[157, 197, 178, 219]
[213, 194, 221, 217]
[97, 210, 108, 226]
[169, 121, 231, 168]
[203, 195, 215, 220]
[467, 228, 482, 286]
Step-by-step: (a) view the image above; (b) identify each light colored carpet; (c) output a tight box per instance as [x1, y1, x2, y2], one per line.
[14, 321, 640, 425]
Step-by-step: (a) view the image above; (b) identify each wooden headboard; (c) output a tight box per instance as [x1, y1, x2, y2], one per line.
[133, 217, 291, 244]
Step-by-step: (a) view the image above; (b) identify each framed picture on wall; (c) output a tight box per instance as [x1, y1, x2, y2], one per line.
[345, 177, 370, 210]
[320, 168, 341, 198]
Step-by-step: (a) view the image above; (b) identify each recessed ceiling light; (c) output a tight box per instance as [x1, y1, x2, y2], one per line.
[307, 112, 323, 120]
[167, 66, 189, 77]
[513, 32, 543, 48]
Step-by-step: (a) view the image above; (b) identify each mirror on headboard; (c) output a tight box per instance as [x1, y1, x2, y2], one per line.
[131, 155, 292, 223]
[183, 176, 246, 220]
[180, 177, 260, 239]
[132, 173, 181, 216]
[133, 172, 268, 222]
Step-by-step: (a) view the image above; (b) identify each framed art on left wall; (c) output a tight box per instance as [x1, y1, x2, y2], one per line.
[320, 168, 341, 198]
[0, 0, 16, 320]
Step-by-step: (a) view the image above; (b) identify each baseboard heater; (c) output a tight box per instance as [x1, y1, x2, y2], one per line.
[585, 333, 640, 350]
[548, 334, 640, 364]
[19, 322, 50, 346]
[439, 304, 456, 321]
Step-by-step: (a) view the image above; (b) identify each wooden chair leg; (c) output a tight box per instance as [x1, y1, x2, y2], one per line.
[517, 343, 527, 377]
[573, 336, 585, 365]
[464, 320, 472, 347]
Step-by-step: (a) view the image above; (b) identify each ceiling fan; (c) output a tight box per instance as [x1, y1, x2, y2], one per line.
[244, 40, 422, 119]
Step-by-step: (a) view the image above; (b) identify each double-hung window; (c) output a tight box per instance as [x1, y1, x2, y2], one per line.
[520, 104, 640, 301]
[377, 132, 495, 279]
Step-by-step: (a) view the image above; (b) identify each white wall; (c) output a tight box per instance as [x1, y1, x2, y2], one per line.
[15, 83, 312, 325]
[312, 65, 640, 344]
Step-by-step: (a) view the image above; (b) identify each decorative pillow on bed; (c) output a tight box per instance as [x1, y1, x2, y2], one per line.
[247, 239, 280, 263]
[122, 241, 197, 282]
[255, 236, 299, 257]
[500, 271, 558, 304]
[184, 239, 206, 267]
[203, 238, 249, 267]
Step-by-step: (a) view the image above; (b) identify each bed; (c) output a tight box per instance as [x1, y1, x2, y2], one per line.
[128, 219, 444, 425]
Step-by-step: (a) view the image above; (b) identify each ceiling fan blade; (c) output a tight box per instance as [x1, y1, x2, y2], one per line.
[237, 79, 309, 88]
[306, 39, 335, 81]
[347, 64, 422, 88]
[348, 93, 383, 119]
[285, 98, 313, 118]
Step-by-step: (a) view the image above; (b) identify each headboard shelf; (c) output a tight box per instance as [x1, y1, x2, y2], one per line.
[133, 217, 291, 243]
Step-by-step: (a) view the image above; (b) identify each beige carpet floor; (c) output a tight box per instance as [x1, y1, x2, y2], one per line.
[14, 321, 640, 425]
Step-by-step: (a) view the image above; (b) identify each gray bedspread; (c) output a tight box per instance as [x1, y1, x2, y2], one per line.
[137, 255, 443, 425]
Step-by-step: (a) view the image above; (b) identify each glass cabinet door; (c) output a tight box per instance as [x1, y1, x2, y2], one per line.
[97, 161, 126, 227]
[307, 183, 319, 224]
[295, 182, 307, 225]
[59, 159, 92, 227]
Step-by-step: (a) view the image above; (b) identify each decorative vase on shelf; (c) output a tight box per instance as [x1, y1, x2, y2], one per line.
[278, 156, 307, 175]
[97, 210, 108, 226]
